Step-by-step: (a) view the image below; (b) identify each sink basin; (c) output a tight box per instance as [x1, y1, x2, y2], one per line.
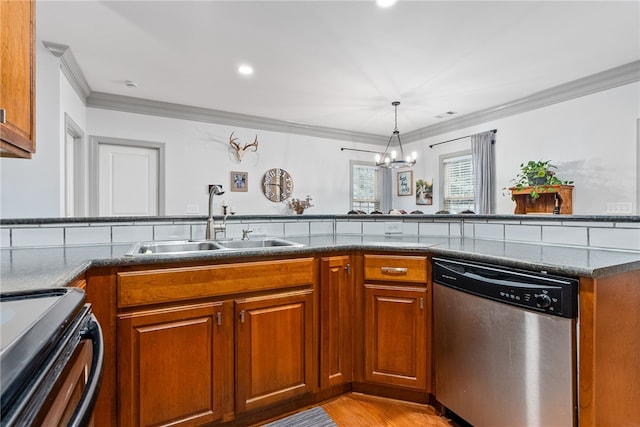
[124, 238, 304, 256]
[215, 237, 305, 250]
[124, 240, 224, 256]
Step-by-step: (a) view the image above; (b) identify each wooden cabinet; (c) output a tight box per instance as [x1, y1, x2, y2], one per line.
[113, 257, 316, 425]
[362, 255, 430, 392]
[579, 270, 640, 426]
[510, 185, 574, 214]
[235, 290, 315, 413]
[320, 256, 353, 389]
[0, 0, 36, 158]
[66, 276, 87, 290]
[363, 254, 428, 284]
[117, 301, 228, 426]
[364, 285, 428, 390]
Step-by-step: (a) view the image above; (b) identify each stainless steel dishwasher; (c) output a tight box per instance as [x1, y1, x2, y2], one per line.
[433, 257, 578, 427]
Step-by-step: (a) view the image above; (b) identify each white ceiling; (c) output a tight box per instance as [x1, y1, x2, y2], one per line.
[37, 0, 639, 137]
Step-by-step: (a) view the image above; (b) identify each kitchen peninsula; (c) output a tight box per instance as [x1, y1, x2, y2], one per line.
[1, 214, 639, 426]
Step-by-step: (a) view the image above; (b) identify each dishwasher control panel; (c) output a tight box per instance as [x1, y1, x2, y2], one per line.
[433, 257, 578, 318]
[496, 285, 563, 313]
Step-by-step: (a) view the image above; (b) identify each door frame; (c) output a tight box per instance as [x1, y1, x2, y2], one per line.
[88, 136, 166, 216]
[64, 113, 86, 217]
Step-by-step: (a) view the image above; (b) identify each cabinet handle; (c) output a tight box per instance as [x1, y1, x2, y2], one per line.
[216, 312, 222, 326]
[0, 109, 5, 124]
[345, 263, 351, 274]
[239, 310, 245, 323]
[380, 267, 408, 275]
[420, 297, 424, 310]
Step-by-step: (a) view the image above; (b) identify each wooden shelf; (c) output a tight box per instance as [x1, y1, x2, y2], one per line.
[509, 185, 574, 215]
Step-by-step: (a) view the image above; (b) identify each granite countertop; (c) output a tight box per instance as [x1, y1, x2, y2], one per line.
[2, 235, 640, 292]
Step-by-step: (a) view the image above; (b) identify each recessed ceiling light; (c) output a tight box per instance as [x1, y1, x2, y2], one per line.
[376, 0, 398, 8]
[238, 65, 254, 76]
[125, 80, 137, 88]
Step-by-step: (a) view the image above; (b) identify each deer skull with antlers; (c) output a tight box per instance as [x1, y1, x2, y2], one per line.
[229, 132, 258, 162]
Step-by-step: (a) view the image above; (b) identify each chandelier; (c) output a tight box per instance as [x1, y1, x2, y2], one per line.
[375, 101, 417, 168]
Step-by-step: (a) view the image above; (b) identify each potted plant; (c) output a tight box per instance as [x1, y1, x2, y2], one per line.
[510, 160, 573, 199]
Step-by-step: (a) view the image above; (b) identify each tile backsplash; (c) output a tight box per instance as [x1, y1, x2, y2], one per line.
[1, 216, 638, 252]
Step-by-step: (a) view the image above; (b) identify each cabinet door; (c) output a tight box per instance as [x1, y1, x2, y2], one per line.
[235, 290, 315, 413]
[0, 0, 35, 158]
[364, 285, 428, 390]
[320, 256, 353, 388]
[118, 302, 227, 427]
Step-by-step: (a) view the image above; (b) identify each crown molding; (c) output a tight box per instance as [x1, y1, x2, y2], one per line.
[403, 60, 640, 143]
[85, 92, 388, 145]
[54, 46, 637, 146]
[43, 41, 92, 103]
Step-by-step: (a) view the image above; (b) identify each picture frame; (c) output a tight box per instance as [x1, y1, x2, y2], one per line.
[416, 178, 433, 205]
[397, 170, 413, 196]
[230, 171, 248, 192]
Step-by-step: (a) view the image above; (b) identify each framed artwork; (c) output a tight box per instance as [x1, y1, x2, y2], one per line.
[230, 171, 248, 192]
[397, 171, 413, 196]
[416, 179, 433, 205]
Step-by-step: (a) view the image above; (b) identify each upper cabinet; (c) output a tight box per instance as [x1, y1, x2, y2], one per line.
[1, 0, 36, 158]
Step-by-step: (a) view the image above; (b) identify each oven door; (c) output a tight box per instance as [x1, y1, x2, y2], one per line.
[38, 311, 104, 427]
[1, 304, 104, 427]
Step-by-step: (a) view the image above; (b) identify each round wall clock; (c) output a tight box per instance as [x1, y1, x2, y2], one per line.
[262, 168, 294, 202]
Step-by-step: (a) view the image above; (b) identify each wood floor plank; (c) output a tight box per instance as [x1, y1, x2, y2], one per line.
[322, 393, 453, 427]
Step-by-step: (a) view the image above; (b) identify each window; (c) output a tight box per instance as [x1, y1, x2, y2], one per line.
[350, 161, 380, 213]
[442, 152, 474, 213]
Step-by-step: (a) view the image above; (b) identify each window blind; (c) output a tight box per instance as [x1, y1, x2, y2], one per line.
[352, 163, 380, 213]
[443, 154, 474, 213]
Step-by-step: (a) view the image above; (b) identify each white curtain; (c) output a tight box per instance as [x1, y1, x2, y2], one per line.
[380, 167, 392, 213]
[471, 131, 496, 214]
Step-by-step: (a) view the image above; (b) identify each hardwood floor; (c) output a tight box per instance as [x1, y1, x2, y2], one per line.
[321, 393, 454, 427]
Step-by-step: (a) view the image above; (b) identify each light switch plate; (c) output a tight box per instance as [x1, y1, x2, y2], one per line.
[384, 222, 403, 234]
[186, 204, 199, 214]
[606, 202, 633, 214]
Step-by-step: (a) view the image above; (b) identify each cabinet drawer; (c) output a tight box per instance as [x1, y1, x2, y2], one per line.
[363, 255, 427, 284]
[117, 258, 315, 308]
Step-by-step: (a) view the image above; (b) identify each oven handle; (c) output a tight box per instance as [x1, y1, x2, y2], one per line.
[68, 315, 104, 427]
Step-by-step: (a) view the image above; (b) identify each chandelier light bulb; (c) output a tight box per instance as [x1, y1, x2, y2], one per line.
[406, 155, 412, 163]
[412, 151, 417, 160]
[375, 154, 381, 162]
[391, 150, 397, 160]
[385, 157, 390, 164]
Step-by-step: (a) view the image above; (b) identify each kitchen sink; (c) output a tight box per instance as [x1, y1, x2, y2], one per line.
[124, 237, 304, 256]
[124, 240, 224, 256]
[214, 237, 305, 250]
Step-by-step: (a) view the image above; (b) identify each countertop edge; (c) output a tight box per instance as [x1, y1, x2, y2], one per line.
[3, 241, 640, 292]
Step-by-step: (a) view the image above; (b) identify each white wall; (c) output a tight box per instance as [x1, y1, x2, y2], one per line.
[394, 82, 640, 215]
[0, 38, 62, 219]
[2, 43, 638, 218]
[86, 108, 382, 215]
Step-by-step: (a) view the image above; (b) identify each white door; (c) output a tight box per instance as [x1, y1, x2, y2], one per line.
[98, 144, 159, 216]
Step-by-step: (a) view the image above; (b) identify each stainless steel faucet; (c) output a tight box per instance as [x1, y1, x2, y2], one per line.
[205, 185, 226, 240]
